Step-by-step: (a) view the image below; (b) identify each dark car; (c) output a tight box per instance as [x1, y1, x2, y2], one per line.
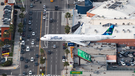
[36, 38, 40, 41]
[50, 18, 53, 23]
[126, 62, 131, 66]
[123, 51, 130, 57]
[23, 71, 27, 75]
[30, 3, 34, 8]
[14, 5, 21, 9]
[28, 27, 32, 31]
[62, 56, 66, 59]
[131, 57, 134, 62]
[29, 11, 33, 15]
[47, 50, 51, 55]
[23, 27, 26, 32]
[29, 16, 32, 20]
[35, 54, 39, 58]
[25, 59, 29, 63]
[63, 46, 66, 49]
[0, 58, 5, 63]
[22, 37, 25, 41]
[27, 35, 31, 39]
[22, 33, 25, 37]
[23, 18, 27, 25]
[43, 11, 46, 16]
[21, 50, 24, 54]
[35, 62, 39, 66]
[20, 57, 24, 61]
[24, 65, 28, 69]
[55, 6, 58, 10]
[21, 45, 25, 49]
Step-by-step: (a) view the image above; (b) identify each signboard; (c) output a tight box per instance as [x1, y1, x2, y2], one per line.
[70, 46, 74, 58]
[70, 71, 83, 74]
[78, 49, 91, 61]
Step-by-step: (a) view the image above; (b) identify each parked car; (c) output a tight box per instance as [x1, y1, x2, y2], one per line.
[120, 61, 126, 66]
[30, 57, 34, 62]
[21, 50, 24, 54]
[35, 62, 39, 66]
[26, 46, 30, 51]
[20, 57, 24, 61]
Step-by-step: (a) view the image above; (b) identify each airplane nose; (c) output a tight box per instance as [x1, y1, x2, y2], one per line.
[40, 37, 44, 41]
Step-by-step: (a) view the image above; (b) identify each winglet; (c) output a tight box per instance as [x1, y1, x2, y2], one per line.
[81, 22, 84, 26]
[102, 25, 115, 35]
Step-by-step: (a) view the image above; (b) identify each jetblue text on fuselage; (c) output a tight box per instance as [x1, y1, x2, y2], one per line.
[51, 36, 62, 40]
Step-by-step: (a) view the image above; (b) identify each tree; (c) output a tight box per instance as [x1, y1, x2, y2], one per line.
[19, 13, 25, 22]
[8, 24, 14, 34]
[18, 27, 23, 34]
[65, 25, 70, 34]
[0, 41, 4, 47]
[65, 12, 71, 25]
[18, 23, 23, 28]
[3, 60, 12, 66]
[40, 48, 44, 53]
[20, 7, 25, 12]
[3, 31, 10, 38]
[65, 49, 70, 57]
[2, 73, 7, 76]
[40, 58, 45, 64]
[64, 62, 69, 75]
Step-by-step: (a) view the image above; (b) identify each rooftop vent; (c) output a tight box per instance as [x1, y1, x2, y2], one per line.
[122, 29, 126, 33]
[94, 29, 98, 33]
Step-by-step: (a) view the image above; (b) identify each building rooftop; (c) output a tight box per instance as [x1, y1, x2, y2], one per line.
[87, 0, 135, 19]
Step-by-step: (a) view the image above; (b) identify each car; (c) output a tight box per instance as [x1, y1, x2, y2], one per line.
[30, 57, 34, 62]
[63, 46, 66, 49]
[28, 27, 32, 31]
[120, 61, 126, 66]
[21, 50, 24, 54]
[50, 18, 53, 23]
[43, 16, 46, 20]
[43, 5, 46, 9]
[26, 46, 30, 51]
[29, 16, 32, 20]
[20, 57, 24, 61]
[23, 27, 26, 32]
[126, 62, 131, 66]
[35, 54, 39, 58]
[132, 52, 135, 57]
[23, 71, 27, 75]
[29, 70, 32, 75]
[21, 45, 25, 49]
[47, 50, 51, 55]
[35, 62, 39, 66]
[128, 53, 133, 57]
[32, 32, 35, 36]
[62, 56, 66, 59]
[31, 41, 34, 45]
[27, 35, 31, 39]
[25, 59, 29, 63]
[30, 0, 34, 1]
[24, 65, 28, 69]
[43, 11, 46, 16]
[22, 32, 25, 37]
[36, 37, 40, 41]
[22, 40, 25, 45]
[53, 44, 56, 49]
[118, 54, 122, 57]
[120, 51, 125, 54]
[29, 11, 33, 15]
[55, 6, 58, 10]
[62, 56, 67, 62]
[131, 57, 134, 62]
[130, 62, 134, 66]
[30, 3, 34, 8]
[44, 8, 46, 11]
[28, 20, 32, 25]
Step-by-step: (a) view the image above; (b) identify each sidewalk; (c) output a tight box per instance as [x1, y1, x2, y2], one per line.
[0, 9, 21, 70]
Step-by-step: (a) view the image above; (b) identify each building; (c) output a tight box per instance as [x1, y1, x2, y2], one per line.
[0, 0, 15, 42]
[74, 0, 135, 46]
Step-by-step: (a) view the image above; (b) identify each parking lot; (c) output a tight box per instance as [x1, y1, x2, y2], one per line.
[107, 44, 135, 70]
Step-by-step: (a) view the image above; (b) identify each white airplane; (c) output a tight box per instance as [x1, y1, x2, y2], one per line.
[40, 23, 116, 46]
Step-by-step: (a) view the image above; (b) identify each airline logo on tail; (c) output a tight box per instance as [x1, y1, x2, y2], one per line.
[102, 25, 115, 35]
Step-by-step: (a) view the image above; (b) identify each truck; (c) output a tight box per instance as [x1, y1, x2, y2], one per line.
[68, 43, 75, 46]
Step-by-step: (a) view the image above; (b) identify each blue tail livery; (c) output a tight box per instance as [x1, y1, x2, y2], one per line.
[102, 25, 115, 35]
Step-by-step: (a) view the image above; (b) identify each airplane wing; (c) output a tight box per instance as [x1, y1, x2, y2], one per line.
[68, 40, 88, 46]
[73, 22, 84, 34]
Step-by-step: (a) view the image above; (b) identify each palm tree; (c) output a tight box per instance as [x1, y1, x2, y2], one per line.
[65, 25, 70, 34]
[0, 41, 4, 47]
[3, 31, 10, 38]
[19, 13, 25, 22]
[18, 27, 23, 34]
[40, 48, 44, 53]
[20, 7, 25, 12]
[65, 12, 71, 25]
[64, 62, 69, 75]
[65, 49, 70, 57]
[18, 23, 23, 28]
[2, 73, 7, 76]
[8, 24, 14, 34]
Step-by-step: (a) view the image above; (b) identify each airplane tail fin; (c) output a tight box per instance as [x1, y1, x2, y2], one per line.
[102, 25, 115, 35]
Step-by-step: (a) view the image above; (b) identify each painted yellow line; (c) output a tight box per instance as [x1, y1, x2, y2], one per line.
[45, 48, 47, 75]
[37, 11, 43, 75]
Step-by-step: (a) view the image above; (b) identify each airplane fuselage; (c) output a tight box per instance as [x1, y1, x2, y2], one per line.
[40, 34, 115, 41]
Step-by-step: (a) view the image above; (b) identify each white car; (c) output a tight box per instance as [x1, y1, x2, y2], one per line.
[43, 16, 46, 20]
[53, 44, 56, 49]
[22, 40, 25, 45]
[29, 70, 32, 75]
[31, 41, 34, 45]
[120, 61, 126, 66]
[30, 57, 34, 62]
[43, 5, 46, 9]
[26, 46, 30, 51]
[32, 32, 35, 36]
